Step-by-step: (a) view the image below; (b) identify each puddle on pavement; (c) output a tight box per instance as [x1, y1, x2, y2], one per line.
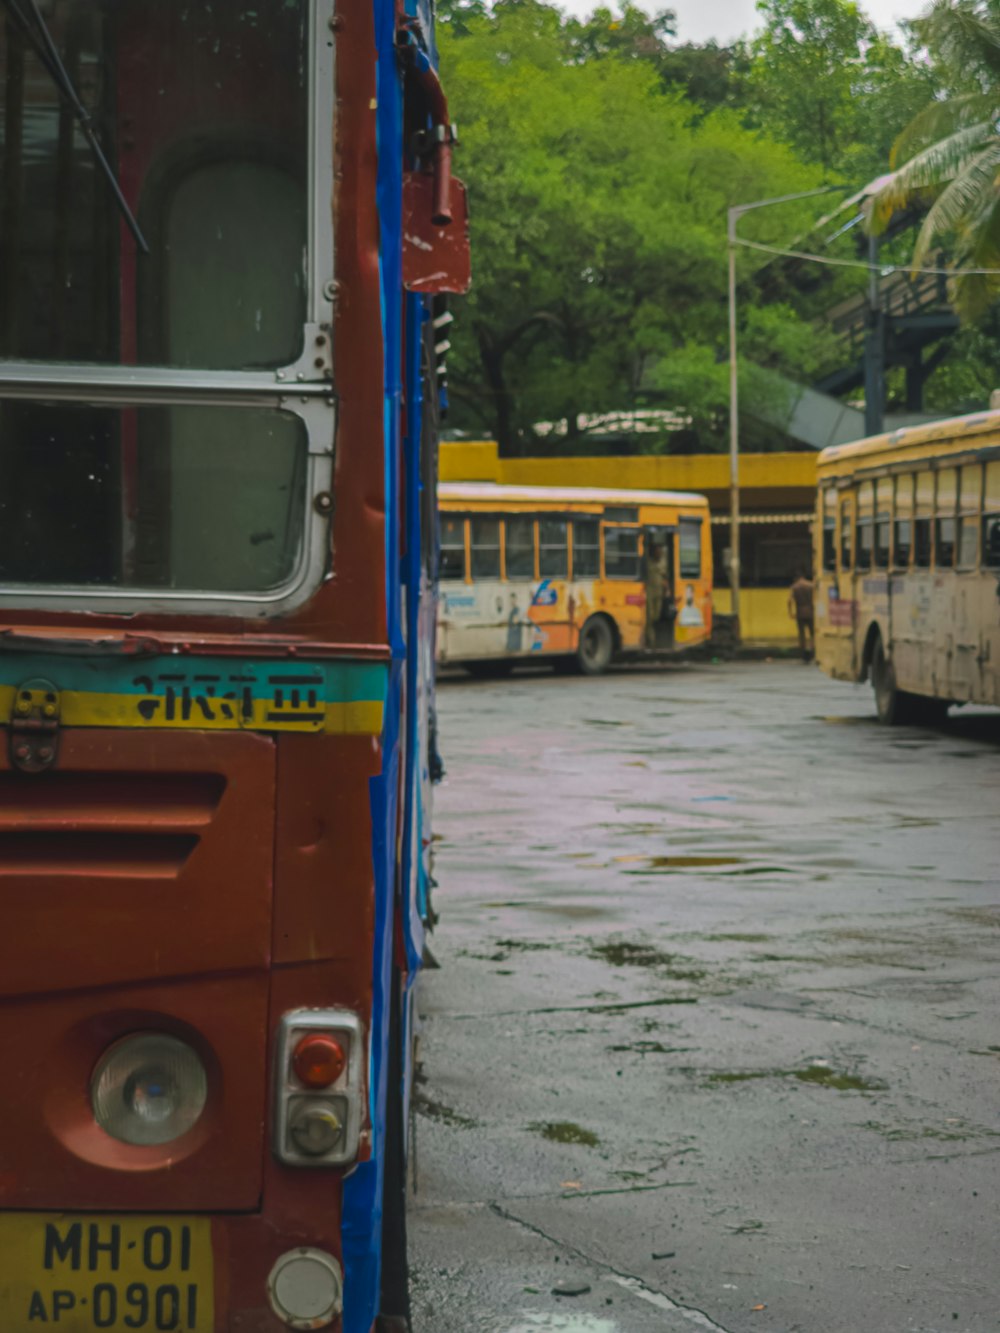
[607, 1040, 693, 1055]
[413, 1090, 479, 1128]
[506, 1316, 617, 1332]
[705, 933, 772, 943]
[590, 940, 707, 981]
[707, 1065, 885, 1092]
[529, 1120, 600, 1147]
[613, 854, 745, 869]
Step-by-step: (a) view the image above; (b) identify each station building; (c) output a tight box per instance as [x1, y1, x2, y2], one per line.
[439, 440, 817, 646]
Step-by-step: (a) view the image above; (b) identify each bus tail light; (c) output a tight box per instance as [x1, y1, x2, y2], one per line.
[274, 1011, 362, 1167]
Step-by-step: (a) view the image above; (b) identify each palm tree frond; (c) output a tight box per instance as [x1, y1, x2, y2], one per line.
[917, 0, 1000, 81]
[911, 140, 1000, 263]
[873, 119, 993, 223]
[891, 91, 995, 168]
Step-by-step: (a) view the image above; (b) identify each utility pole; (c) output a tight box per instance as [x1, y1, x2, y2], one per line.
[727, 184, 839, 642]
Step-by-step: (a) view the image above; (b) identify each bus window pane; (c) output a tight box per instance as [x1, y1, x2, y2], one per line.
[0, 400, 306, 592]
[875, 481, 890, 568]
[856, 482, 873, 570]
[894, 475, 912, 567]
[959, 464, 982, 513]
[840, 500, 852, 569]
[822, 488, 836, 571]
[958, 518, 978, 567]
[0, 1, 309, 371]
[679, 519, 702, 578]
[572, 519, 600, 578]
[440, 516, 466, 581]
[470, 517, 500, 580]
[539, 519, 568, 578]
[505, 518, 535, 580]
[936, 517, 956, 567]
[936, 467, 957, 511]
[914, 471, 933, 567]
[984, 461, 1000, 567]
[604, 527, 640, 580]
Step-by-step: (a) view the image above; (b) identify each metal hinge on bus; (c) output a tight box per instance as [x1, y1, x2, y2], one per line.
[9, 678, 60, 774]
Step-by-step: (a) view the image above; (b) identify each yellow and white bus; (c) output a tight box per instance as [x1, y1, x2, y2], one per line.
[437, 483, 713, 674]
[815, 410, 1000, 722]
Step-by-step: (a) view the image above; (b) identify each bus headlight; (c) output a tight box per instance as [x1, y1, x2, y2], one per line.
[91, 1033, 208, 1146]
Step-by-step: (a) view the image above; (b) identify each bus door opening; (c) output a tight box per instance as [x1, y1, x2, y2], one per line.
[643, 525, 676, 651]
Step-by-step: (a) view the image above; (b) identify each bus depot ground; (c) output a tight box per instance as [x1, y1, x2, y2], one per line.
[408, 661, 999, 1333]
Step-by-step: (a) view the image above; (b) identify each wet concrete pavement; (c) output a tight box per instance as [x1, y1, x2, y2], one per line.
[409, 662, 1000, 1333]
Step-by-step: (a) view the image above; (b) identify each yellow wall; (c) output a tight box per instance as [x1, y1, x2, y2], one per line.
[713, 588, 797, 646]
[440, 440, 817, 493]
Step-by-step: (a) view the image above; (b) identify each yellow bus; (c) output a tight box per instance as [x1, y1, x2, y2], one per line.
[437, 483, 713, 674]
[815, 410, 1000, 722]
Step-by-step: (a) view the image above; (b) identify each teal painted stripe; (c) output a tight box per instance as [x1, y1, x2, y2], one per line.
[0, 655, 388, 703]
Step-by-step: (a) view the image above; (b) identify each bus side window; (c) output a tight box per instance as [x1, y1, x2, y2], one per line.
[874, 479, 891, 569]
[572, 519, 600, 578]
[984, 461, 1000, 568]
[914, 470, 933, 567]
[893, 475, 912, 568]
[957, 464, 981, 567]
[440, 515, 467, 580]
[822, 488, 836, 571]
[539, 519, 568, 578]
[840, 498, 852, 570]
[505, 517, 535, 580]
[470, 517, 501, 580]
[679, 519, 702, 578]
[856, 482, 874, 571]
[935, 467, 957, 568]
[604, 526, 640, 580]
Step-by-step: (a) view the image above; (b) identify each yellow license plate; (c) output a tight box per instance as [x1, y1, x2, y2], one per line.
[0, 1214, 213, 1332]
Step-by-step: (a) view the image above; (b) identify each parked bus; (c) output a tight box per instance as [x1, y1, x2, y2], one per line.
[0, 1, 467, 1329]
[815, 410, 1000, 723]
[437, 484, 713, 673]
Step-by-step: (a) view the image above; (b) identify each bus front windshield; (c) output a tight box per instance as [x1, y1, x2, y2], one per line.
[0, 0, 309, 371]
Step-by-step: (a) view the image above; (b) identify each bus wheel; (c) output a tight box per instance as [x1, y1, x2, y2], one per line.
[577, 616, 614, 676]
[376, 969, 411, 1332]
[871, 636, 903, 724]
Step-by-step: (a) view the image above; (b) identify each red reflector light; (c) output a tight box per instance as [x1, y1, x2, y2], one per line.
[292, 1034, 347, 1089]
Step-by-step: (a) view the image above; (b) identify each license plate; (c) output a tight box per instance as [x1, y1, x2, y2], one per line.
[0, 1214, 213, 1331]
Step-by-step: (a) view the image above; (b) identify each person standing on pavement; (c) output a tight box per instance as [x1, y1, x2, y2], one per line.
[788, 569, 815, 661]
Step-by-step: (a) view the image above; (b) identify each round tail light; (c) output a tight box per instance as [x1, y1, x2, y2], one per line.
[292, 1033, 346, 1089]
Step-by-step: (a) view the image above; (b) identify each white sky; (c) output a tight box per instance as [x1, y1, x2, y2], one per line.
[557, 0, 927, 45]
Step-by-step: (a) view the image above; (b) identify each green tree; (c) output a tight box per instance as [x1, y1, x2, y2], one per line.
[873, 0, 1000, 319]
[439, 1, 827, 453]
[743, 0, 936, 180]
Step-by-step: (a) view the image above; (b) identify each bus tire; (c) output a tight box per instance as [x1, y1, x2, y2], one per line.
[871, 635, 927, 725]
[576, 616, 614, 676]
[376, 969, 411, 1332]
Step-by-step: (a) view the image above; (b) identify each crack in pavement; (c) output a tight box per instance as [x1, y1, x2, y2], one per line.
[423, 997, 700, 1020]
[489, 1201, 735, 1333]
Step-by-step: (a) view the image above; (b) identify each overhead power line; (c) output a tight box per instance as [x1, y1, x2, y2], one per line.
[735, 236, 1000, 277]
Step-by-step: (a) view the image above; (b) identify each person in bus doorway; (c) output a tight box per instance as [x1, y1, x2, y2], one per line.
[787, 569, 815, 662]
[644, 536, 668, 649]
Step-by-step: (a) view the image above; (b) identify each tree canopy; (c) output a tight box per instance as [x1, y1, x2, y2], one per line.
[438, 0, 983, 453]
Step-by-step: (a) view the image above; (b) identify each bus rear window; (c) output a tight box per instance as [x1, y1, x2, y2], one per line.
[0, 400, 307, 592]
[0, 1, 309, 372]
[679, 519, 702, 578]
